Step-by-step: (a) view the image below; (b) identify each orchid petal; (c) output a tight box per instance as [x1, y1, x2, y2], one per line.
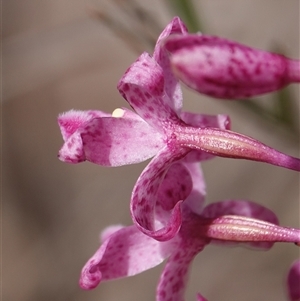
[118, 52, 182, 130]
[58, 110, 111, 141]
[287, 260, 300, 301]
[180, 112, 231, 130]
[58, 110, 112, 164]
[157, 241, 205, 301]
[59, 115, 164, 166]
[154, 17, 188, 59]
[181, 161, 206, 215]
[153, 16, 188, 114]
[202, 199, 279, 223]
[58, 128, 86, 163]
[131, 146, 190, 241]
[155, 162, 195, 231]
[202, 199, 279, 249]
[100, 224, 124, 242]
[165, 34, 300, 99]
[156, 162, 193, 211]
[177, 126, 300, 171]
[80, 225, 171, 290]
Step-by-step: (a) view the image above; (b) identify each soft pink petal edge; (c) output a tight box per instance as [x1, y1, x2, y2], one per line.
[80, 225, 172, 290]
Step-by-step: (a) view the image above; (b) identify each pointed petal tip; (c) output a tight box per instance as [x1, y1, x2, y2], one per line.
[117, 52, 165, 97]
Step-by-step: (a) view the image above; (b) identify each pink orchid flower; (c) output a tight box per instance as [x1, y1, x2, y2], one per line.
[58, 17, 300, 172]
[79, 162, 300, 301]
[164, 34, 300, 99]
[58, 17, 228, 167]
[287, 259, 300, 301]
[58, 17, 300, 240]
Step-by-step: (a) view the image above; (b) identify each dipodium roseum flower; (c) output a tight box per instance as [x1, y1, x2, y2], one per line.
[79, 162, 300, 301]
[58, 17, 300, 172]
[58, 17, 300, 240]
[164, 33, 300, 99]
[58, 17, 229, 167]
[287, 260, 300, 301]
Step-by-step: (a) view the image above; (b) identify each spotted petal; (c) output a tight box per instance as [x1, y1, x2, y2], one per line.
[58, 110, 111, 141]
[153, 16, 188, 114]
[80, 225, 172, 290]
[157, 239, 205, 301]
[58, 110, 164, 166]
[181, 161, 206, 215]
[180, 111, 230, 130]
[131, 146, 190, 241]
[165, 34, 300, 99]
[118, 53, 182, 131]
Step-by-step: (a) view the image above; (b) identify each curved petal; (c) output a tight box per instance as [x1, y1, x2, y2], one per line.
[156, 162, 193, 212]
[80, 225, 172, 290]
[177, 126, 300, 171]
[100, 224, 124, 242]
[181, 161, 206, 215]
[117, 52, 182, 130]
[156, 240, 205, 301]
[202, 199, 279, 223]
[131, 146, 190, 241]
[58, 128, 86, 163]
[202, 199, 279, 249]
[165, 34, 300, 99]
[58, 115, 164, 166]
[58, 109, 111, 141]
[287, 260, 300, 301]
[153, 16, 188, 114]
[155, 162, 193, 229]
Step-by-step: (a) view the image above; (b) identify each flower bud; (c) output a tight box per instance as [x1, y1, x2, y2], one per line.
[165, 34, 300, 99]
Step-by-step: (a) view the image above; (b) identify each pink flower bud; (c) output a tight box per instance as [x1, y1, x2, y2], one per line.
[165, 34, 300, 99]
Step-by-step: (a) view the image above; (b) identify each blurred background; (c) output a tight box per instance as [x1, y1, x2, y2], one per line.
[3, 0, 299, 300]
